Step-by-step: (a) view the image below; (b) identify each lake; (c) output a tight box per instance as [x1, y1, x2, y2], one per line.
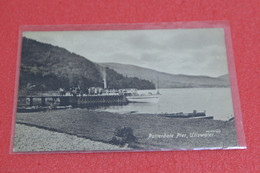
[97, 88, 235, 120]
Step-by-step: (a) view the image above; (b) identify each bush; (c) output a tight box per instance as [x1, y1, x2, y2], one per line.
[110, 127, 137, 147]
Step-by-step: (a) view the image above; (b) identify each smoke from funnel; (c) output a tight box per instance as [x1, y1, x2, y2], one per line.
[98, 65, 107, 89]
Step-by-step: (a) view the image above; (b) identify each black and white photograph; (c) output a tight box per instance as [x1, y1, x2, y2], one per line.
[13, 27, 238, 152]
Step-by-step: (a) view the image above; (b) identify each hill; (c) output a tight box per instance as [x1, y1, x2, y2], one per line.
[100, 63, 230, 88]
[19, 38, 155, 95]
[217, 74, 230, 80]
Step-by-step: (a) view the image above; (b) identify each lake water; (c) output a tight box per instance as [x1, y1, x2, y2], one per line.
[97, 88, 235, 121]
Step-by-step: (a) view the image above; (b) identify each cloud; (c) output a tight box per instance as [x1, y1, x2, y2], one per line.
[22, 28, 228, 77]
[140, 52, 161, 62]
[125, 33, 165, 50]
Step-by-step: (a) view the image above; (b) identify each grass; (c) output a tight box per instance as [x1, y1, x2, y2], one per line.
[15, 108, 238, 150]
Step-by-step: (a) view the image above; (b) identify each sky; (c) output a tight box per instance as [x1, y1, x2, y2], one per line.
[23, 28, 229, 77]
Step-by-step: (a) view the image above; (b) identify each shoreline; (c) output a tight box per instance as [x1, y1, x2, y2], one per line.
[13, 123, 130, 152]
[14, 109, 238, 151]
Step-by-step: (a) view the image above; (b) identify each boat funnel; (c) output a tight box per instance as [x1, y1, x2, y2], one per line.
[103, 78, 107, 89]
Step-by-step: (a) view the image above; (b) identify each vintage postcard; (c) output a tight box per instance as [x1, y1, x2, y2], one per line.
[12, 23, 245, 152]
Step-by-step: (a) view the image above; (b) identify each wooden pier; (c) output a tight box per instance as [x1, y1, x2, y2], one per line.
[18, 95, 128, 107]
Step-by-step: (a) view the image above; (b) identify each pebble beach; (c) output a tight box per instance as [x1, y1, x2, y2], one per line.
[13, 123, 129, 152]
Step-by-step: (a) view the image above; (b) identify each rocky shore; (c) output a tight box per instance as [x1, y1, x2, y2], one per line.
[13, 123, 129, 152]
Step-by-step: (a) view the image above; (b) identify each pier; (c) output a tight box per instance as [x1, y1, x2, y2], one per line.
[18, 95, 128, 108]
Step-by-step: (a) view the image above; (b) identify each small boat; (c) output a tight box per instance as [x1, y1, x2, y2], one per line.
[17, 106, 49, 113]
[188, 116, 214, 120]
[162, 110, 212, 119]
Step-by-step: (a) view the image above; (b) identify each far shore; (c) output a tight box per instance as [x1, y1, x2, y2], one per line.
[14, 109, 238, 151]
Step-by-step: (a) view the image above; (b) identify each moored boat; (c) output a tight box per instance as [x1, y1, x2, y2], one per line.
[162, 110, 213, 119]
[121, 88, 160, 103]
[126, 95, 159, 103]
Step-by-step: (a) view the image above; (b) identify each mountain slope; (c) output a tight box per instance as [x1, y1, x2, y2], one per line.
[217, 74, 230, 80]
[100, 63, 230, 88]
[19, 38, 155, 94]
